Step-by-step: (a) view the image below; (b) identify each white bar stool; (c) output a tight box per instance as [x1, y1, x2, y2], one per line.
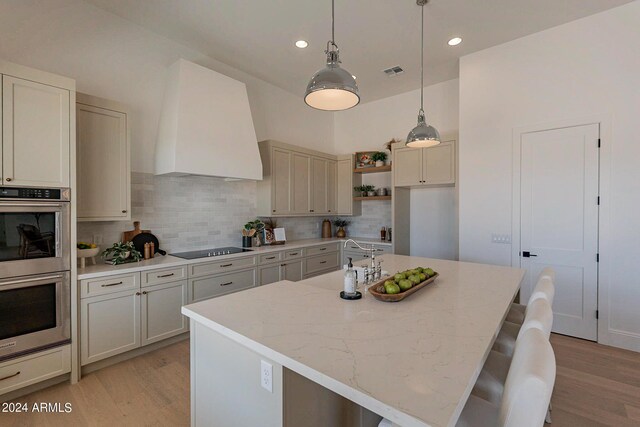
[456, 328, 556, 427]
[493, 297, 554, 357]
[507, 268, 555, 324]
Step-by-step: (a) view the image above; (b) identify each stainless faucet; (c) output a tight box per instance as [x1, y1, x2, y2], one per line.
[344, 239, 377, 274]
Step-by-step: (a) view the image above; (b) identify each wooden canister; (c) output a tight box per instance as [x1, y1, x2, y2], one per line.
[322, 219, 332, 238]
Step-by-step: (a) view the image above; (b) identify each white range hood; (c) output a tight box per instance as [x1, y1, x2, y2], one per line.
[155, 59, 263, 180]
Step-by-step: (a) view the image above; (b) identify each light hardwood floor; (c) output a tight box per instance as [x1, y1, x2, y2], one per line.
[1, 335, 639, 426]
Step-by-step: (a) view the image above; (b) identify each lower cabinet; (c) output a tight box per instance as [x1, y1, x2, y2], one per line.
[141, 281, 189, 346]
[188, 268, 256, 302]
[80, 279, 188, 366]
[259, 260, 304, 285]
[0, 346, 71, 396]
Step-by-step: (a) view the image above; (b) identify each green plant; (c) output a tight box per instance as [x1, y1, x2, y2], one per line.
[371, 151, 388, 162]
[333, 218, 350, 228]
[363, 185, 375, 192]
[101, 242, 142, 265]
[244, 219, 264, 232]
[353, 185, 365, 192]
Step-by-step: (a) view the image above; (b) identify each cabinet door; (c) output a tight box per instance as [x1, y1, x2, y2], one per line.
[311, 157, 327, 214]
[77, 102, 129, 220]
[393, 146, 422, 186]
[282, 260, 303, 282]
[259, 263, 281, 286]
[141, 281, 189, 346]
[81, 290, 140, 365]
[336, 159, 353, 215]
[271, 148, 292, 215]
[2, 76, 70, 187]
[291, 153, 311, 214]
[326, 160, 337, 214]
[422, 141, 456, 185]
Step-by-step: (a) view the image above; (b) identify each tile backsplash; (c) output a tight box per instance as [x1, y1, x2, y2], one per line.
[78, 173, 389, 253]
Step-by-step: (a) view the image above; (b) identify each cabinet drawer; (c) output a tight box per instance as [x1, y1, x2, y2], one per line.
[0, 346, 70, 396]
[259, 252, 282, 265]
[141, 266, 187, 287]
[80, 272, 140, 298]
[189, 256, 257, 278]
[344, 243, 391, 254]
[305, 243, 340, 257]
[283, 249, 303, 260]
[304, 252, 340, 275]
[189, 268, 257, 303]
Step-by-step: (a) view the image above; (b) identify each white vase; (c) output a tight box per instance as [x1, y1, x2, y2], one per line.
[375, 160, 384, 167]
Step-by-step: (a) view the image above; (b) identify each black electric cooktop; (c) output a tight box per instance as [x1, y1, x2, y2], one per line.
[171, 247, 252, 260]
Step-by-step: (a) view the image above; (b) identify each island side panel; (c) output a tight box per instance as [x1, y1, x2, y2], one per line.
[190, 320, 283, 427]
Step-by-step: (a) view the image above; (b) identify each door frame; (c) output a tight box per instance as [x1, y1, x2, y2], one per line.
[510, 114, 612, 344]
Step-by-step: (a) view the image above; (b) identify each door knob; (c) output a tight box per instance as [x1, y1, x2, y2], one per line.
[5, 178, 12, 182]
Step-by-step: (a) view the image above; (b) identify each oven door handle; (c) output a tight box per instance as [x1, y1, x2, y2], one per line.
[0, 202, 65, 208]
[0, 274, 64, 287]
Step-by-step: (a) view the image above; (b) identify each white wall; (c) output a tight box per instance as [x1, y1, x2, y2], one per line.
[0, 0, 334, 174]
[334, 80, 460, 259]
[458, 2, 640, 350]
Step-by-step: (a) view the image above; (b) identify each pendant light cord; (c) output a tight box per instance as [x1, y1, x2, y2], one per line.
[332, 0, 335, 44]
[420, 2, 424, 113]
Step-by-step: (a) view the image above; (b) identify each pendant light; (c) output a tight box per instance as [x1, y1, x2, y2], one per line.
[406, 0, 441, 148]
[304, 0, 360, 111]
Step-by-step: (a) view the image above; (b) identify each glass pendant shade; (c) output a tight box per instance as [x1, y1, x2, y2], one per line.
[305, 51, 359, 111]
[406, 110, 441, 148]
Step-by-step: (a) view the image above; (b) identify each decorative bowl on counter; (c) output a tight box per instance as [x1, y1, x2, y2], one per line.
[368, 267, 438, 302]
[77, 246, 100, 268]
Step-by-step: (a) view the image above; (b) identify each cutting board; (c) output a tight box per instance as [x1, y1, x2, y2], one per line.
[122, 221, 150, 243]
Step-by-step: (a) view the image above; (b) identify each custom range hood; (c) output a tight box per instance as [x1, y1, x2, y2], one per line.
[155, 59, 262, 180]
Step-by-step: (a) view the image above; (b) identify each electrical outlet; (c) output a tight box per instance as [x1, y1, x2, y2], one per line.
[491, 234, 511, 244]
[260, 360, 273, 392]
[93, 234, 103, 245]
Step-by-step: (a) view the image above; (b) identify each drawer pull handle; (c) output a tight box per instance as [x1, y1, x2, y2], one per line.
[289, 252, 298, 256]
[280, 264, 287, 267]
[0, 371, 20, 381]
[350, 246, 359, 249]
[142, 291, 148, 295]
[157, 273, 175, 278]
[265, 256, 276, 260]
[220, 263, 233, 267]
[319, 248, 327, 251]
[320, 261, 327, 264]
[220, 281, 234, 287]
[102, 281, 123, 287]
[136, 292, 141, 296]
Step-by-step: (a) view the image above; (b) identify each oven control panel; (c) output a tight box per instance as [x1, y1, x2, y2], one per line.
[0, 187, 64, 200]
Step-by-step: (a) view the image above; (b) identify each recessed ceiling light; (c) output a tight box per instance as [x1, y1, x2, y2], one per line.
[448, 37, 463, 46]
[295, 40, 309, 49]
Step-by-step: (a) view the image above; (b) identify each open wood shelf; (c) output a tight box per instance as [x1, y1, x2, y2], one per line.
[353, 196, 392, 201]
[353, 165, 391, 174]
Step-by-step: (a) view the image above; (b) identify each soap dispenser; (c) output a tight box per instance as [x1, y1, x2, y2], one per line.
[341, 257, 361, 300]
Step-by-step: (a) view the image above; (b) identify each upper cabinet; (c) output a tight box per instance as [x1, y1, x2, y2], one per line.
[257, 140, 339, 217]
[336, 155, 361, 216]
[2, 75, 71, 188]
[393, 138, 456, 187]
[76, 93, 130, 221]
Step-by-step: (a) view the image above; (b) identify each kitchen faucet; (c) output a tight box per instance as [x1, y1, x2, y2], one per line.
[343, 239, 377, 275]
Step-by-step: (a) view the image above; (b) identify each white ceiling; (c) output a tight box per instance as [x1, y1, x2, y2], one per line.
[84, 0, 632, 103]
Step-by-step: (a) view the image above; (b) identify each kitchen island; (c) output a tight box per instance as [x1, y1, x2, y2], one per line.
[182, 254, 524, 427]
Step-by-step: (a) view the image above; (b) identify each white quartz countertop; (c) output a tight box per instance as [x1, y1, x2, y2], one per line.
[182, 254, 524, 427]
[77, 237, 391, 280]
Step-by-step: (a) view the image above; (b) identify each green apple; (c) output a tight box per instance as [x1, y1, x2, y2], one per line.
[394, 273, 406, 281]
[424, 268, 435, 277]
[398, 279, 413, 291]
[384, 280, 396, 287]
[418, 273, 427, 282]
[415, 267, 424, 273]
[410, 269, 420, 276]
[408, 275, 421, 285]
[384, 283, 401, 295]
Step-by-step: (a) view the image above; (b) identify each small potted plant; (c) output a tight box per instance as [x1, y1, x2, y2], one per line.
[242, 220, 263, 248]
[333, 218, 350, 238]
[354, 185, 366, 197]
[364, 185, 376, 197]
[372, 152, 388, 167]
[101, 242, 142, 265]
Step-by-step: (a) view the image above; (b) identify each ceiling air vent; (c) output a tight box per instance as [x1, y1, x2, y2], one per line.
[383, 66, 404, 77]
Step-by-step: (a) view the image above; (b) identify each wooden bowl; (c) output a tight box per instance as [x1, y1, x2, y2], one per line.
[368, 273, 439, 302]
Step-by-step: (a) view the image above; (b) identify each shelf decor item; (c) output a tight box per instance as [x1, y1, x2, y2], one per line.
[333, 218, 350, 238]
[371, 151, 388, 167]
[368, 267, 439, 302]
[101, 242, 142, 265]
[77, 242, 100, 269]
[364, 185, 376, 197]
[354, 151, 376, 169]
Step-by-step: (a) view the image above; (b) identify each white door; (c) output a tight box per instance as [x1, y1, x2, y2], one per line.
[2, 76, 70, 187]
[520, 124, 599, 340]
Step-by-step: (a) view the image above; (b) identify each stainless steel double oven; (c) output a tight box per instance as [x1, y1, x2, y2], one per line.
[0, 187, 71, 361]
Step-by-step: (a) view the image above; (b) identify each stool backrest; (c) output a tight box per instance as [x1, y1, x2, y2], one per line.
[500, 328, 556, 427]
[518, 298, 553, 340]
[528, 276, 555, 307]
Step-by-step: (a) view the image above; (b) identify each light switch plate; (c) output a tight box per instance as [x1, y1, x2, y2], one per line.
[491, 234, 511, 244]
[261, 360, 273, 392]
